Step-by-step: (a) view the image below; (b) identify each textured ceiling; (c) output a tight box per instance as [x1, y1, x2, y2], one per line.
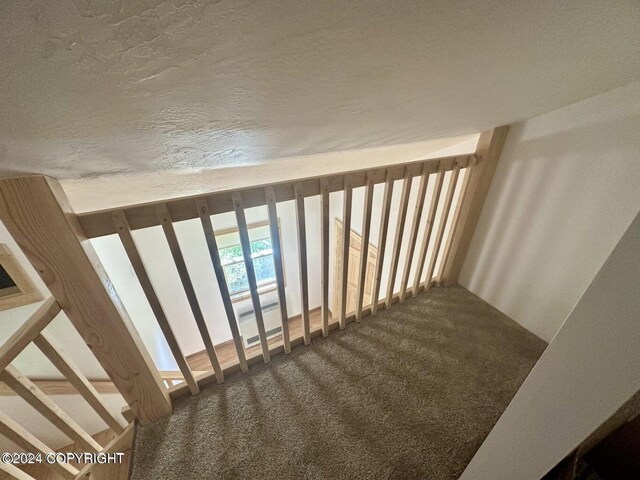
[0, 0, 639, 187]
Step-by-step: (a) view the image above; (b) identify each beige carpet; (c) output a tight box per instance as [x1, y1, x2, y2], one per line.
[131, 286, 546, 480]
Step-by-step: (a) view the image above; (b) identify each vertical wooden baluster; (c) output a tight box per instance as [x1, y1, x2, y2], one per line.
[195, 198, 249, 372]
[293, 183, 311, 345]
[385, 168, 412, 309]
[370, 170, 394, 315]
[231, 193, 271, 362]
[412, 166, 445, 296]
[113, 210, 200, 394]
[33, 331, 128, 434]
[438, 163, 474, 282]
[320, 179, 330, 336]
[424, 165, 460, 290]
[355, 174, 374, 321]
[339, 176, 353, 329]
[264, 187, 291, 353]
[399, 163, 430, 302]
[158, 204, 225, 381]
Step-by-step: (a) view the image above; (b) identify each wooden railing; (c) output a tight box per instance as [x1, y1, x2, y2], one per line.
[0, 127, 507, 441]
[0, 298, 132, 480]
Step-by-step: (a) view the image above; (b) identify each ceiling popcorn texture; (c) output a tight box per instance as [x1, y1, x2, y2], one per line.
[0, 0, 639, 190]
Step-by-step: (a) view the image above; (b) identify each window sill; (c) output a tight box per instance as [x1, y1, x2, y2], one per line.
[230, 284, 279, 303]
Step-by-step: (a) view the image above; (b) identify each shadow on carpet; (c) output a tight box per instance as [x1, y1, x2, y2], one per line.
[131, 286, 546, 480]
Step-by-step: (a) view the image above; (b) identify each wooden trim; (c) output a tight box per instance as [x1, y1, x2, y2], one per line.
[33, 332, 128, 434]
[370, 170, 395, 315]
[158, 203, 224, 383]
[441, 127, 509, 286]
[77, 155, 472, 239]
[0, 175, 171, 425]
[0, 244, 43, 312]
[112, 210, 199, 395]
[320, 179, 330, 337]
[265, 187, 291, 354]
[232, 193, 271, 363]
[0, 297, 59, 372]
[293, 184, 311, 344]
[399, 163, 430, 302]
[424, 166, 460, 289]
[0, 365, 102, 453]
[355, 174, 374, 321]
[0, 411, 78, 479]
[412, 168, 445, 296]
[196, 198, 249, 373]
[385, 168, 413, 308]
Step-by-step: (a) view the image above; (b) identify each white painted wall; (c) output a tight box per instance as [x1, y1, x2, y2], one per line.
[460, 210, 640, 480]
[460, 82, 640, 341]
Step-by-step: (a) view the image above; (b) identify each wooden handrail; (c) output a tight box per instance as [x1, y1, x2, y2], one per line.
[77, 154, 473, 239]
[0, 128, 506, 442]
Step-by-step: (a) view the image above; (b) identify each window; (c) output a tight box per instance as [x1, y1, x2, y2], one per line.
[216, 222, 282, 300]
[0, 244, 43, 312]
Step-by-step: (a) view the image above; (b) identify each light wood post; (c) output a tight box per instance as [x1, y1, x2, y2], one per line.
[440, 127, 509, 286]
[370, 170, 394, 315]
[294, 183, 311, 344]
[385, 168, 412, 308]
[320, 179, 330, 336]
[264, 187, 292, 353]
[196, 199, 249, 371]
[355, 175, 374, 321]
[0, 176, 171, 425]
[339, 176, 353, 328]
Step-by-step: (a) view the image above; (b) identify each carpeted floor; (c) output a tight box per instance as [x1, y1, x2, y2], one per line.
[131, 286, 546, 480]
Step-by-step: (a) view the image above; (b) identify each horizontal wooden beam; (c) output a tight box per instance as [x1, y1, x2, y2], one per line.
[78, 155, 473, 239]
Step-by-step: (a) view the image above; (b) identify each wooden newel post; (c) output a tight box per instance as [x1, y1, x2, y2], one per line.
[0, 175, 172, 424]
[440, 126, 509, 286]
